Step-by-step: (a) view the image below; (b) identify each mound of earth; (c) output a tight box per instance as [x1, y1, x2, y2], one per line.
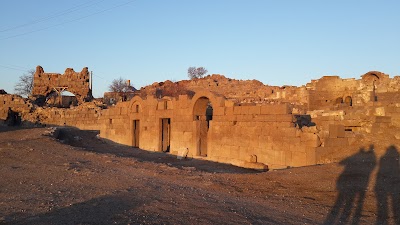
[139, 74, 280, 104]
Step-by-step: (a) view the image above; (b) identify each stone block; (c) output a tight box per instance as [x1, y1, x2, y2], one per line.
[275, 114, 293, 122]
[248, 106, 261, 115]
[300, 132, 318, 142]
[306, 147, 316, 165]
[285, 151, 293, 166]
[374, 107, 385, 116]
[279, 127, 297, 137]
[375, 116, 391, 123]
[213, 107, 225, 116]
[329, 124, 345, 138]
[225, 101, 234, 107]
[237, 115, 254, 121]
[261, 104, 289, 115]
[254, 115, 276, 122]
[273, 150, 286, 165]
[291, 151, 307, 167]
[324, 138, 348, 147]
[229, 145, 240, 159]
[302, 138, 322, 147]
[233, 106, 242, 115]
[289, 144, 306, 152]
[342, 120, 360, 127]
[260, 105, 272, 115]
[225, 107, 234, 115]
[285, 136, 301, 145]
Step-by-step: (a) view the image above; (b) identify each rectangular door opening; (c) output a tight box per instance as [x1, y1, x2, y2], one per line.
[161, 118, 171, 152]
[133, 120, 140, 147]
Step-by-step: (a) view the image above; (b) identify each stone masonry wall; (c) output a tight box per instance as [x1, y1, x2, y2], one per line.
[209, 104, 319, 168]
[32, 66, 91, 103]
[0, 94, 101, 130]
[99, 91, 319, 169]
[0, 94, 33, 123]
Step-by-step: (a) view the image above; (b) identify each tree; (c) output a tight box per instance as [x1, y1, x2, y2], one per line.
[187, 66, 208, 79]
[108, 77, 130, 93]
[14, 69, 34, 97]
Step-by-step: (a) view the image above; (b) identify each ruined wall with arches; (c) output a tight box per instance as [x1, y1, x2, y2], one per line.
[5, 70, 400, 169]
[32, 65, 92, 103]
[99, 90, 320, 169]
[306, 71, 400, 110]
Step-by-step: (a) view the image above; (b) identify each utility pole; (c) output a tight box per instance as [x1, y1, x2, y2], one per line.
[90, 71, 93, 91]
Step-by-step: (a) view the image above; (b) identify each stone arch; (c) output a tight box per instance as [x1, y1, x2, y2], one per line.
[63, 88, 87, 103]
[344, 96, 352, 106]
[128, 96, 144, 148]
[190, 91, 224, 157]
[193, 97, 211, 118]
[192, 96, 212, 157]
[38, 87, 87, 106]
[129, 96, 144, 113]
[190, 91, 225, 116]
[361, 71, 388, 84]
[158, 96, 174, 110]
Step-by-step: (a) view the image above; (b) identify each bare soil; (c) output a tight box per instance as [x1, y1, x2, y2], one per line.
[0, 127, 398, 224]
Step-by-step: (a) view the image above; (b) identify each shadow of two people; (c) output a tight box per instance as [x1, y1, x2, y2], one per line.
[324, 145, 400, 225]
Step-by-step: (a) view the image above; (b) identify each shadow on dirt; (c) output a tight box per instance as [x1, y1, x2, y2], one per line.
[8, 188, 284, 225]
[8, 192, 144, 225]
[375, 145, 400, 225]
[0, 124, 41, 134]
[324, 145, 400, 225]
[55, 127, 262, 174]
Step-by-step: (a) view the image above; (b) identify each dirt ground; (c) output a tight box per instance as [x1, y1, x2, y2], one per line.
[0, 127, 398, 225]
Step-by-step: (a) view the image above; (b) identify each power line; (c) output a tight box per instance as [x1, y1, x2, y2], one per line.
[0, 63, 31, 70]
[1, 0, 137, 40]
[92, 73, 112, 83]
[0, 0, 106, 33]
[0, 64, 31, 72]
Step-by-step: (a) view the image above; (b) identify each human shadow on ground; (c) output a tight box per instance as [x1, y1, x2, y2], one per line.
[6, 187, 285, 225]
[55, 127, 261, 174]
[7, 191, 144, 225]
[375, 145, 400, 225]
[324, 145, 376, 225]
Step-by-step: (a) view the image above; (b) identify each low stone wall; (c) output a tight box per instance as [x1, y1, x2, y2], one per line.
[0, 94, 101, 130]
[0, 94, 33, 120]
[209, 104, 319, 168]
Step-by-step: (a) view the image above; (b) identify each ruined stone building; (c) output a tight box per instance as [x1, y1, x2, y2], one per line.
[32, 66, 92, 105]
[2, 68, 400, 169]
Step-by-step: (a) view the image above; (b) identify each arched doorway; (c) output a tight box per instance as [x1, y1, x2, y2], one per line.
[130, 101, 141, 148]
[193, 97, 213, 157]
[344, 96, 352, 106]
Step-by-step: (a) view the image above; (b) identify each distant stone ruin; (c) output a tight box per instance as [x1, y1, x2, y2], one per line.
[32, 66, 92, 104]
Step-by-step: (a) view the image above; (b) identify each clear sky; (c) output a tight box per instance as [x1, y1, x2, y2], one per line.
[1, 0, 399, 97]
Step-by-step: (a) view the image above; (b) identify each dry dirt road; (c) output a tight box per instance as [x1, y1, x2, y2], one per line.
[0, 127, 398, 224]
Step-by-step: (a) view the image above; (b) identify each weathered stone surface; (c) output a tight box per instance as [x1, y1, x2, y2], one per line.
[3, 70, 400, 169]
[32, 66, 92, 103]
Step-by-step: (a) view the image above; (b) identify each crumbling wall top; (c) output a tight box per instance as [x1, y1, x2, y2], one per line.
[32, 65, 92, 104]
[361, 71, 389, 83]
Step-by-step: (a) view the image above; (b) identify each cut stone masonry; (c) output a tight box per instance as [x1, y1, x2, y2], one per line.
[2, 70, 400, 169]
[32, 66, 92, 104]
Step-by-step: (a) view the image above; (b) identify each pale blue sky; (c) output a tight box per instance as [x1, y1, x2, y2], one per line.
[1, 0, 399, 97]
